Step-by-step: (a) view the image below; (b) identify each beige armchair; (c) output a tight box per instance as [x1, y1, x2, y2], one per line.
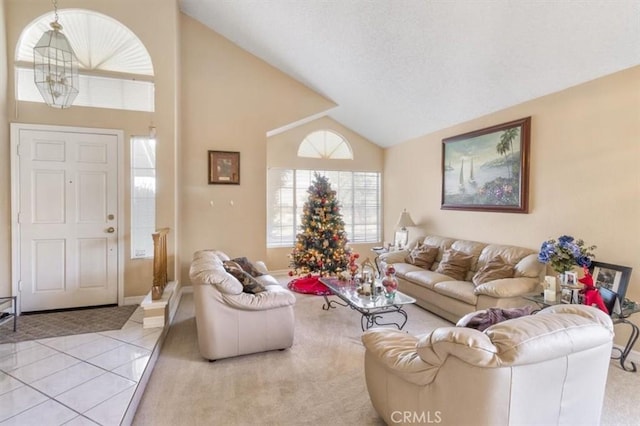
[362, 304, 614, 426]
[189, 250, 296, 361]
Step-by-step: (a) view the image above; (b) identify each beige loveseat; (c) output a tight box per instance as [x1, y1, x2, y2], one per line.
[362, 304, 614, 426]
[189, 250, 296, 361]
[379, 235, 544, 322]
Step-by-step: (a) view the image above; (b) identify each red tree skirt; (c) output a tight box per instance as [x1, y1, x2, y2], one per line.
[287, 275, 332, 296]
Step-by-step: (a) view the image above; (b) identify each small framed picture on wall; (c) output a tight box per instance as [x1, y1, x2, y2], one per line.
[208, 150, 240, 184]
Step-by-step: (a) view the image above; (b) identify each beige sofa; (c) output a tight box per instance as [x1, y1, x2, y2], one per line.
[362, 304, 614, 426]
[379, 235, 544, 322]
[189, 249, 296, 361]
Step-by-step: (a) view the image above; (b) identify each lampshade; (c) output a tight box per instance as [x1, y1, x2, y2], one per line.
[395, 209, 415, 230]
[33, 1, 79, 109]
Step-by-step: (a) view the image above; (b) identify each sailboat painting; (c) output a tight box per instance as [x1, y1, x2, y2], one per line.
[441, 117, 531, 213]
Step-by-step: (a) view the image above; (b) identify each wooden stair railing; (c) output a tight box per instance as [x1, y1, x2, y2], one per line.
[151, 228, 170, 300]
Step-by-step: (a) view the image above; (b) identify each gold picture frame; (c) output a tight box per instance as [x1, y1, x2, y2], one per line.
[208, 150, 240, 184]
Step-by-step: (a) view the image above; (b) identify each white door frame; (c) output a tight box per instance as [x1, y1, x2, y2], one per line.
[10, 123, 125, 314]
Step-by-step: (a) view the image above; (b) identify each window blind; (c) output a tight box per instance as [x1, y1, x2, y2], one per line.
[267, 168, 381, 247]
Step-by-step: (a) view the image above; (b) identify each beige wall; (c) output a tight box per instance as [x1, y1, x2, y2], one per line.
[0, 1, 9, 296]
[178, 15, 336, 284]
[266, 116, 384, 269]
[3, 0, 180, 298]
[385, 66, 640, 344]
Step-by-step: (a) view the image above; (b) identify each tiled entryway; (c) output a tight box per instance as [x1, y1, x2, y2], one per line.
[0, 307, 160, 425]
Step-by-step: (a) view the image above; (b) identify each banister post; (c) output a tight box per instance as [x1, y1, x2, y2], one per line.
[151, 228, 170, 300]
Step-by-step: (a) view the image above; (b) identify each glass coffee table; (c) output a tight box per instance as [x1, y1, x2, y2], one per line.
[319, 277, 416, 331]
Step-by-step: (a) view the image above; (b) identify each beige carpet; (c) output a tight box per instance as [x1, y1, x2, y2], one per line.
[133, 277, 640, 425]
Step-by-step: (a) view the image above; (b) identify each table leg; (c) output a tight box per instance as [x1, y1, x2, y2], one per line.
[0, 296, 17, 332]
[612, 318, 639, 372]
[360, 307, 409, 331]
[322, 295, 348, 311]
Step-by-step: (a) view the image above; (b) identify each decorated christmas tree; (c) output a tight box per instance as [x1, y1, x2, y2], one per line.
[289, 173, 352, 277]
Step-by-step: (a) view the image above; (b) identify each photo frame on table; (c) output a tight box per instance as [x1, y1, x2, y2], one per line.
[564, 271, 578, 286]
[441, 117, 531, 213]
[561, 288, 581, 304]
[560, 288, 573, 304]
[589, 261, 632, 302]
[598, 286, 619, 315]
[208, 150, 240, 184]
[394, 230, 409, 250]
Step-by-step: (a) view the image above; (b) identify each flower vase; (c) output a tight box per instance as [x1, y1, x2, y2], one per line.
[382, 273, 399, 299]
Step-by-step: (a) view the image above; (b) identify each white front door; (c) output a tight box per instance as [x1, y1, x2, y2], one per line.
[12, 125, 120, 312]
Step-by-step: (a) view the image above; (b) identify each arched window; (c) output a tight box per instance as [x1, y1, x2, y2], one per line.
[297, 130, 353, 159]
[15, 9, 154, 112]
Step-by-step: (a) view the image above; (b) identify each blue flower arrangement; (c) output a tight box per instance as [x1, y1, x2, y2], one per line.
[538, 235, 596, 274]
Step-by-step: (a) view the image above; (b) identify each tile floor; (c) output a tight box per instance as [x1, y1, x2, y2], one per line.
[0, 307, 160, 425]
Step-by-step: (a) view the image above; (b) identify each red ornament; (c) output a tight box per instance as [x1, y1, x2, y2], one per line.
[288, 270, 294, 277]
[382, 276, 398, 293]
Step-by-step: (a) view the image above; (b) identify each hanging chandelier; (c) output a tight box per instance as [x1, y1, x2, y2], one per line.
[33, 0, 79, 109]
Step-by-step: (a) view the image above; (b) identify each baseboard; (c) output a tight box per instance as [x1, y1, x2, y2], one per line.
[168, 282, 189, 324]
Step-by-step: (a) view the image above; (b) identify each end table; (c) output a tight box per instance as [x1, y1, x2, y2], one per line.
[524, 293, 639, 372]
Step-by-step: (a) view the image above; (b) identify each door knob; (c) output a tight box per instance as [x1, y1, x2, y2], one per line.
[107, 227, 115, 233]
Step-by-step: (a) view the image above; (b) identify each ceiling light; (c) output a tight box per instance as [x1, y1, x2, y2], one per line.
[33, 0, 79, 109]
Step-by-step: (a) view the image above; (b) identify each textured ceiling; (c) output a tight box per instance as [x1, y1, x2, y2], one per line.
[178, 1, 640, 147]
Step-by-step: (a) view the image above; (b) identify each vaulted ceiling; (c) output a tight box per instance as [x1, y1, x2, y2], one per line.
[178, 1, 640, 147]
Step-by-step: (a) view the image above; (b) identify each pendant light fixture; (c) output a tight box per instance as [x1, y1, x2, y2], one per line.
[33, 0, 79, 108]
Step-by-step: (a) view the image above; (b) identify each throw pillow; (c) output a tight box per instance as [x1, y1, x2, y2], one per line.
[456, 306, 534, 331]
[223, 261, 266, 294]
[404, 244, 439, 269]
[231, 257, 264, 277]
[472, 256, 514, 286]
[435, 249, 473, 281]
